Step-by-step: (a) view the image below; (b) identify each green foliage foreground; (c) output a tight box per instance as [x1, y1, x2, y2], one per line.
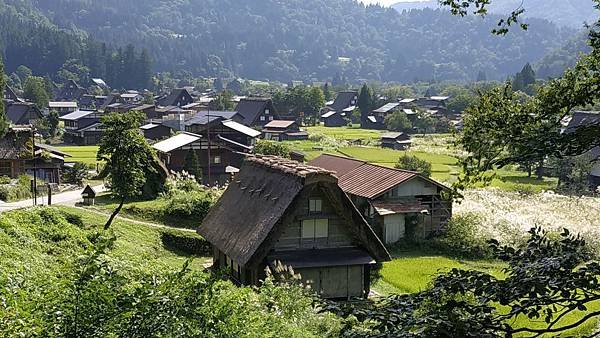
[0, 207, 341, 337]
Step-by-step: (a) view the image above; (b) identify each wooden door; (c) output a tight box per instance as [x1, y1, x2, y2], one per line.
[384, 214, 405, 244]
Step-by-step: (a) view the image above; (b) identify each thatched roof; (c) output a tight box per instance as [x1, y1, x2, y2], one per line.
[198, 155, 390, 267]
[0, 128, 30, 160]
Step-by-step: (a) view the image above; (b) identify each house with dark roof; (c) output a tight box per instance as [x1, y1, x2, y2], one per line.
[60, 110, 103, 145]
[262, 120, 308, 141]
[234, 97, 280, 127]
[56, 80, 87, 101]
[564, 111, 600, 189]
[327, 91, 358, 113]
[4, 100, 43, 125]
[381, 132, 412, 150]
[157, 88, 194, 107]
[198, 155, 391, 298]
[3, 85, 22, 102]
[48, 101, 78, 116]
[309, 154, 452, 244]
[154, 117, 260, 185]
[139, 123, 173, 141]
[79, 95, 107, 110]
[321, 111, 348, 127]
[367, 102, 404, 129]
[0, 127, 70, 184]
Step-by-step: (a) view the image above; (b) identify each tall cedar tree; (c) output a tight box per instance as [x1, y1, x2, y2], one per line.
[358, 84, 373, 126]
[0, 56, 8, 136]
[520, 62, 536, 86]
[97, 111, 157, 229]
[23, 76, 50, 110]
[183, 150, 203, 182]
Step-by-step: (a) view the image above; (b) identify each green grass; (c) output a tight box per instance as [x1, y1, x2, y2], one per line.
[376, 250, 504, 295]
[55, 145, 100, 165]
[305, 125, 383, 141]
[86, 193, 202, 229]
[374, 249, 600, 336]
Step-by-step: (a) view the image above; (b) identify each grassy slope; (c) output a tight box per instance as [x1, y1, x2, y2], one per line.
[0, 206, 207, 282]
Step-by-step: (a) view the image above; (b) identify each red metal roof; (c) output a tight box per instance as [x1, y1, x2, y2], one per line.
[309, 154, 447, 199]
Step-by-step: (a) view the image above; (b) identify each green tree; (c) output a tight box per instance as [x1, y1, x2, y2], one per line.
[0, 56, 8, 136]
[97, 111, 157, 229]
[384, 111, 412, 132]
[520, 62, 536, 86]
[337, 227, 600, 336]
[209, 90, 234, 111]
[46, 110, 60, 137]
[253, 140, 290, 158]
[57, 59, 91, 84]
[183, 150, 203, 182]
[15, 65, 32, 82]
[395, 154, 432, 177]
[23, 76, 50, 109]
[136, 49, 152, 90]
[358, 84, 373, 126]
[62, 162, 89, 186]
[322, 82, 332, 101]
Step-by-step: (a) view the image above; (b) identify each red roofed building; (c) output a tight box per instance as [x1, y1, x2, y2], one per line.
[309, 154, 452, 244]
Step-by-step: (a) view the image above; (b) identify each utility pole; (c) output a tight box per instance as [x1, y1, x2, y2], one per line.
[207, 106, 211, 185]
[31, 125, 37, 206]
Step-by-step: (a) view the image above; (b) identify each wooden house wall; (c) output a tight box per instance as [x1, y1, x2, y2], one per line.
[296, 265, 364, 298]
[273, 186, 355, 251]
[143, 126, 171, 140]
[382, 178, 437, 198]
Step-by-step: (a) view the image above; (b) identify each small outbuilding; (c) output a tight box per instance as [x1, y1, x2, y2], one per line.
[321, 111, 347, 127]
[81, 185, 97, 205]
[262, 120, 308, 141]
[381, 132, 412, 150]
[198, 155, 391, 299]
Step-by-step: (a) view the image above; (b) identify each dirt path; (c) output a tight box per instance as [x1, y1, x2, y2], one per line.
[72, 206, 197, 233]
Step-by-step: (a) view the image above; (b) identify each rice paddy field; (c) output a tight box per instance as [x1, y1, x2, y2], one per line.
[55, 145, 101, 166]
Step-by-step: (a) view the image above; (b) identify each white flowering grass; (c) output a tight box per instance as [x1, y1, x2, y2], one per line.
[456, 189, 600, 251]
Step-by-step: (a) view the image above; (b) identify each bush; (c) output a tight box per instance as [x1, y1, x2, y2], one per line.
[0, 175, 32, 202]
[434, 213, 491, 258]
[164, 190, 215, 219]
[0, 176, 10, 185]
[395, 155, 432, 177]
[160, 230, 211, 255]
[62, 162, 89, 186]
[254, 139, 291, 158]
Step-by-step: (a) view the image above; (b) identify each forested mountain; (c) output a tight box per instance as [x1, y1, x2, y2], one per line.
[536, 29, 592, 78]
[0, 0, 152, 89]
[393, 0, 599, 29]
[0, 0, 577, 83]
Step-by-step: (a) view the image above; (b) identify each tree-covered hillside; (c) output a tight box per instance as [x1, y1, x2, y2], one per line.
[393, 0, 599, 29]
[8, 0, 574, 83]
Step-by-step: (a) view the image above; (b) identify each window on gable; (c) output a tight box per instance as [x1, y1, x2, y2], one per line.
[269, 116, 274, 121]
[213, 156, 221, 164]
[260, 116, 266, 121]
[265, 109, 270, 115]
[309, 198, 322, 213]
[301, 219, 328, 239]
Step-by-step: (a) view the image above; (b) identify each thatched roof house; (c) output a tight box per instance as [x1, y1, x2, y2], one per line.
[198, 155, 390, 299]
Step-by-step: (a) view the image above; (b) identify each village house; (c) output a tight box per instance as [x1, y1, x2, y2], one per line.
[564, 111, 600, 189]
[309, 154, 452, 244]
[60, 110, 103, 145]
[153, 116, 260, 185]
[198, 155, 391, 298]
[0, 127, 70, 184]
[3, 85, 22, 102]
[139, 123, 172, 141]
[327, 91, 358, 113]
[4, 100, 44, 125]
[321, 111, 348, 127]
[157, 88, 194, 107]
[48, 101, 78, 116]
[381, 132, 412, 150]
[56, 79, 87, 102]
[79, 95, 107, 110]
[120, 91, 144, 104]
[235, 97, 280, 127]
[262, 120, 308, 141]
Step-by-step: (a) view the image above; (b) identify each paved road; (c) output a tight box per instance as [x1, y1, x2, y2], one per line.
[0, 184, 107, 213]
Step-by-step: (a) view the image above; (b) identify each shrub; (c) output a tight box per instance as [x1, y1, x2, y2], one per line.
[160, 230, 211, 255]
[395, 154, 432, 177]
[0, 175, 32, 202]
[62, 162, 89, 186]
[164, 190, 215, 219]
[434, 213, 491, 258]
[0, 176, 10, 184]
[254, 139, 290, 158]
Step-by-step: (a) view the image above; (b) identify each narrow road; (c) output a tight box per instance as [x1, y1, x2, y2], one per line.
[0, 184, 108, 212]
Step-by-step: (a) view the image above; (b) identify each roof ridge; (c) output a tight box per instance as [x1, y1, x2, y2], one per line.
[246, 155, 336, 179]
